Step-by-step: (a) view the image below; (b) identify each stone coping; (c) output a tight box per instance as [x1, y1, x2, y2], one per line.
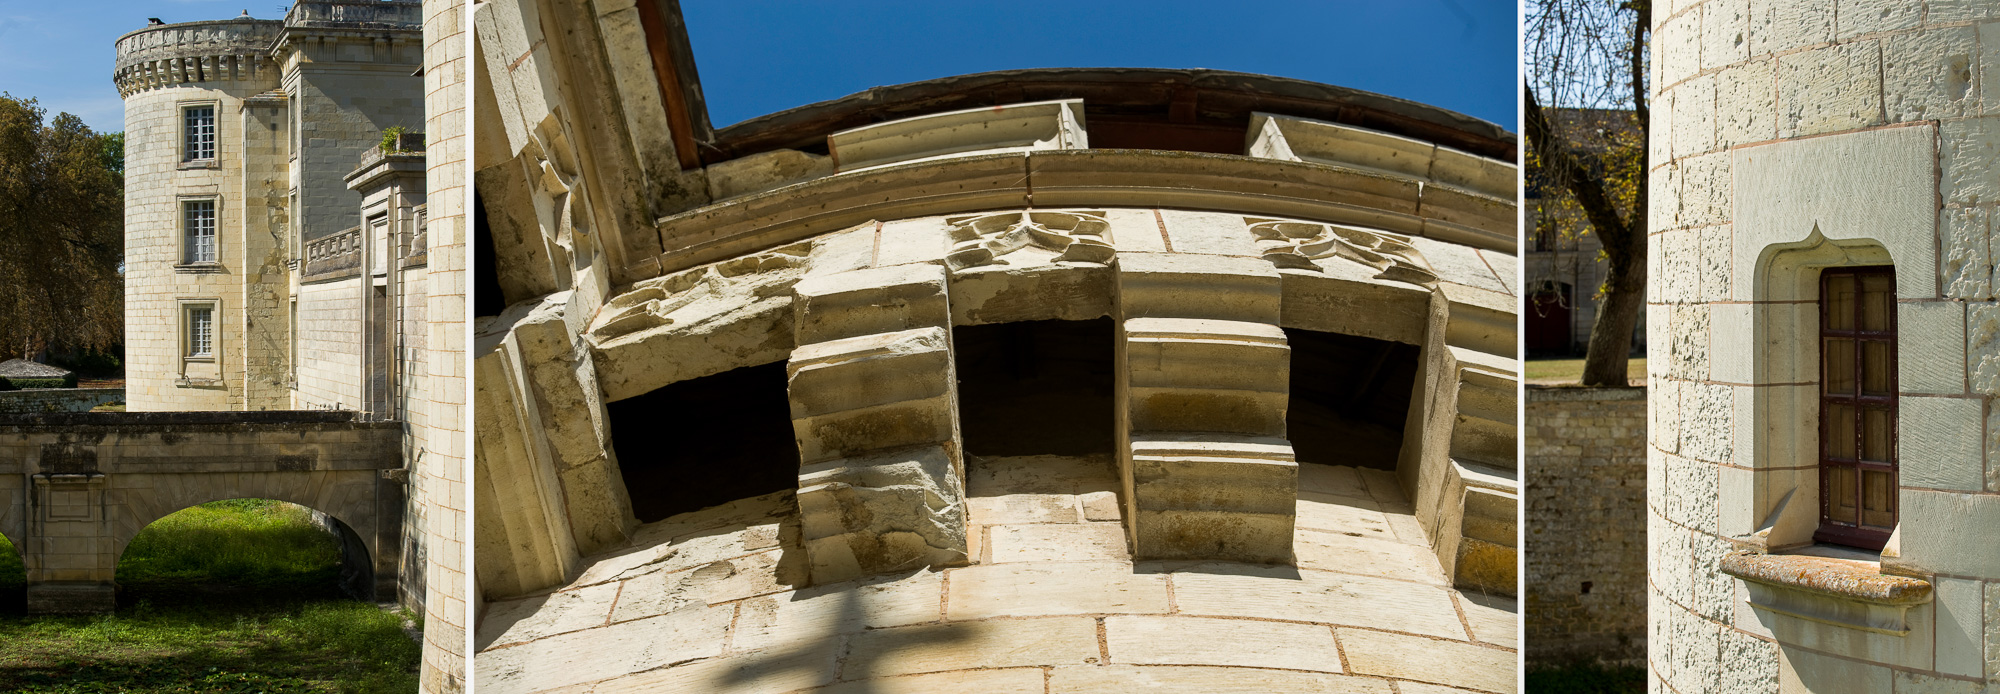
[0, 410, 396, 428]
[1524, 384, 1647, 402]
[1718, 551, 1933, 606]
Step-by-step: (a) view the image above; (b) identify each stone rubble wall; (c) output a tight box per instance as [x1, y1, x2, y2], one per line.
[1650, 1, 2000, 691]
[474, 457, 1518, 694]
[1524, 386, 1646, 668]
[0, 389, 126, 414]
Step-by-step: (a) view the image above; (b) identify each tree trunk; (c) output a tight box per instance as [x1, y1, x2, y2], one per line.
[1580, 244, 1647, 386]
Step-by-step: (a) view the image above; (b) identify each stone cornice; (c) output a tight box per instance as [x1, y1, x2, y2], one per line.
[642, 149, 1514, 282]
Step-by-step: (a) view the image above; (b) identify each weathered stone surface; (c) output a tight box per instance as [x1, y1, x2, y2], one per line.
[1295, 527, 1446, 584]
[732, 570, 945, 652]
[1777, 41, 1884, 138]
[477, 582, 618, 649]
[945, 561, 1169, 619]
[986, 522, 1128, 563]
[1173, 564, 1466, 639]
[807, 668, 1046, 694]
[1050, 665, 1392, 694]
[841, 617, 1100, 679]
[1339, 628, 1516, 693]
[1460, 591, 1519, 649]
[474, 603, 731, 694]
[1105, 615, 1343, 672]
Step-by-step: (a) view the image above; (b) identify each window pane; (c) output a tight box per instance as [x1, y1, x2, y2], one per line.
[1862, 407, 1892, 462]
[184, 106, 215, 161]
[1824, 402, 1855, 459]
[1862, 469, 1895, 529]
[1826, 466, 1858, 526]
[1823, 338, 1855, 395]
[1861, 273, 1893, 332]
[1825, 274, 1856, 331]
[189, 307, 212, 356]
[184, 200, 215, 263]
[1862, 340, 1892, 395]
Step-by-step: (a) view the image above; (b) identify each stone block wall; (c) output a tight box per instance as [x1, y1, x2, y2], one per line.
[1651, 1, 2000, 691]
[1525, 386, 1646, 667]
[122, 69, 282, 412]
[0, 389, 126, 414]
[295, 277, 363, 409]
[418, 0, 470, 690]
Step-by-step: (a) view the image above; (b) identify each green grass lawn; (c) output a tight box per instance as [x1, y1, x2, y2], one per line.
[0, 500, 420, 693]
[1525, 357, 1648, 384]
[1526, 662, 1648, 693]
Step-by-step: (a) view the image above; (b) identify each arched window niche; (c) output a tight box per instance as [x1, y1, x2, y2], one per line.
[1734, 230, 1899, 554]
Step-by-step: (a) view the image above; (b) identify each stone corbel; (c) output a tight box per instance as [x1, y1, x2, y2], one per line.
[787, 264, 969, 584]
[1721, 551, 1932, 635]
[1115, 253, 1297, 563]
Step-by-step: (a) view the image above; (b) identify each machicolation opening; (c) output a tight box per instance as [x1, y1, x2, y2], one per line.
[1284, 328, 1419, 471]
[953, 319, 1116, 457]
[607, 362, 800, 524]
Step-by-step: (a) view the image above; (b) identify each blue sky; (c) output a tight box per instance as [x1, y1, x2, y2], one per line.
[0, 1, 1517, 135]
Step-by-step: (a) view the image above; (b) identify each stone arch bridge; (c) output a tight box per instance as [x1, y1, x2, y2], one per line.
[0, 411, 404, 613]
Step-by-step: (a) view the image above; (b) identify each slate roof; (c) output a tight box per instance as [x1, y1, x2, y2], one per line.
[0, 359, 72, 379]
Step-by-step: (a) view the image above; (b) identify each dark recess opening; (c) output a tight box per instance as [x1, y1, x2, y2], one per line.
[607, 362, 800, 524]
[955, 319, 1115, 456]
[473, 191, 506, 317]
[1285, 328, 1420, 471]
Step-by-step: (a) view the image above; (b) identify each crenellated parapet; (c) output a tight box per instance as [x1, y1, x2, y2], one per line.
[113, 19, 283, 97]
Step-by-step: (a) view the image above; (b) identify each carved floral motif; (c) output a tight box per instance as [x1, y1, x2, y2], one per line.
[589, 243, 811, 340]
[943, 210, 1114, 271]
[1245, 218, 1437, 287]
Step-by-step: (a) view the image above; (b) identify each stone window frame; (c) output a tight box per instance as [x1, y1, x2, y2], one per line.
[177, 99, 219, 169]
[177, 298, 223, 386]
[1725, 125, 1937, 558]
[1742, 233, 1899, 552]
[175, 195, 223, 271]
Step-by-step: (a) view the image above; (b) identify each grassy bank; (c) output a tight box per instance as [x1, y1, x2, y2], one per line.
[0, 500, 420, 693]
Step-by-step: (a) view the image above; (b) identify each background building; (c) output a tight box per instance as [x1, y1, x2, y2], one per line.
[1523, 107, 1646, 359]
[469, 1, 1521, 691]
[111, 1, 467, 690]
[1649, 1, 2000, 690]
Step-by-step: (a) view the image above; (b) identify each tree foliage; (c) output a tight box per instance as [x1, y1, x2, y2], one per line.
[0, 94, 124, 358]
[1524, 0, 1652, 386]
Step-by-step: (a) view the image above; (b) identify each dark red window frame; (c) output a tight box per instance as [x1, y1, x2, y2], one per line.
[1815, 266, 1897, 550]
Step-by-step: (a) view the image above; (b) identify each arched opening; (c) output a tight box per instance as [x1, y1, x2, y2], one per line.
[114, 499, 372, 605]
[607, 362, 800, 524]
[0, 530, 24, 615]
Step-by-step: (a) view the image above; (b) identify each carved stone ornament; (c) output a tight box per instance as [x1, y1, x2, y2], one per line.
[589, 243, 811, 340]
[943, 210, 1115, 271]
[1245, 218, 1437, 287]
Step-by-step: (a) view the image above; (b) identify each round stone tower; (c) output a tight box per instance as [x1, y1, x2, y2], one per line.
[1649, 1, 2000, 690]
[115, 17, 286, 411]
[469, 4, 1522, 691]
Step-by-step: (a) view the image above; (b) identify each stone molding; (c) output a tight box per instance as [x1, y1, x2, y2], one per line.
[830, 99, 1087, 173]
